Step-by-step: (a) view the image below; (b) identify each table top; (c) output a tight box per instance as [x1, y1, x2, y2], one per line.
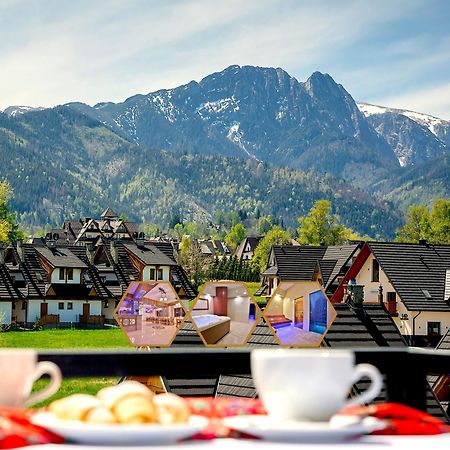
[34, 434, 450, 449]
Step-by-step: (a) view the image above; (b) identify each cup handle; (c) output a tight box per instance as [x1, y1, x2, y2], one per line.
[24, 362, 62, 407]
[344, 363, 383, 407]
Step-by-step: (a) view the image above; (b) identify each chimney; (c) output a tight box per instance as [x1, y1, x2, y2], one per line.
[418, 237, 427, 245]
[86, 243, 95, 265]
[0, 243, 5, 264]
[45, 232, 58, 249]
[136, 232, 145, 248]
[110, 240, 119, 264]
[16, 240, 25, 261]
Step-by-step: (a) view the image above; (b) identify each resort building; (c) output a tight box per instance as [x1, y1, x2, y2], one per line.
[256, 244, 361, 298]
[0, 235, 195, 328]
[332, 241, 450, 346]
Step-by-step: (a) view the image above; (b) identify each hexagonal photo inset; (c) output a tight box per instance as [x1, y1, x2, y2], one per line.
[263, 281, 336, 347]
[114, 281, 186, 346]
[190, 282, 260, 346]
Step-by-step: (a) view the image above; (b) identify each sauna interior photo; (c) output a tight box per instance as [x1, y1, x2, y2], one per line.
[191, 282, 259, 346]
[264, 281, 336, 346]
[115, 281, 185, 346]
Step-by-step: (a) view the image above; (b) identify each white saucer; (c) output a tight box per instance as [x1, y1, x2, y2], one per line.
[223, 414, 387, 442]
[31, 412, 209, 445]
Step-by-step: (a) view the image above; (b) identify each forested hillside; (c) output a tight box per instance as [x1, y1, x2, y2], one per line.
[0, 106, 400, 238]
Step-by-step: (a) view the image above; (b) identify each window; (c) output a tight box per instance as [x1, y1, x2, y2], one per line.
[149, 268, 156, 280]
[157, 268, 164, 280]
[427, 322, 441, 336]
[58, 302, 64, 310]
[372, 259, 379, 282]
[59, 268, 65, 280]
[67, 268, 73, 280]
[67, 302, 73, 310]
[387, 292, 396, 302]
[21, 302, 26, 310]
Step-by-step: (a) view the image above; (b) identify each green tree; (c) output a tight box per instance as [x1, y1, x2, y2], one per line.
[179, 236, 210, 288]
[142, 223, 159, 238]
[173, 223, 185, 240]
[297, 200, 356, 245]
[252, 226, 291, 272]
[257, 216, 273, 235]
[429, 199, 450, 244]
[0, 181, 23, 243]
[224, 223, 246, 251]
[395, 205, 430, 243]
[396, 199, 450, 244]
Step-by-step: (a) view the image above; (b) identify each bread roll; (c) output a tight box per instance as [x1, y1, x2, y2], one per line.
[113, 395, 157, 423]
[153, 393, 190, 424]
[49, 394, 101, 421]
[85, 406, 117, 424]
[97, 380, 157, 423]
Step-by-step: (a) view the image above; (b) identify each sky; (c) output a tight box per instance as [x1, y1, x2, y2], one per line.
[1, 0, 449, 118]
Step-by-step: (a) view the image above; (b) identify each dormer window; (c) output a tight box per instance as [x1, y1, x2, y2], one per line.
[59, 268, 65, 280]
[149, 268, 156, 280]
[67, 268, 73, 280]
[157, 268, 163, 280]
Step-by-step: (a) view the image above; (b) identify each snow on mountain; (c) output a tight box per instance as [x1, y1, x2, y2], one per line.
[357, 102, 448, 137]
[3, 105, 45, 117]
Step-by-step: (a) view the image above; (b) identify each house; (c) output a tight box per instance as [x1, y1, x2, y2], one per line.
[42, 208, 140, 245]
[197, 240, 232, 259]
[0, 237, 196, 327]
[256, 244, 361, 298]
[235, 236, 262, 261]
[0, 244, 24, 325]
[332, 241, 450, 346]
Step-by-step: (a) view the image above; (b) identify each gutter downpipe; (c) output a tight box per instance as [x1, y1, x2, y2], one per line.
[412, 311, 422, 347]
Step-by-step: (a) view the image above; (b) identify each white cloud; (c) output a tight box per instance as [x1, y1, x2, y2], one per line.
[377, 82, 450, 120]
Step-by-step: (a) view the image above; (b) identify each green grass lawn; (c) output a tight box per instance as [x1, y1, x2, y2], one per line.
[1, 328, 130, 406]
[0, 328, 130, 348]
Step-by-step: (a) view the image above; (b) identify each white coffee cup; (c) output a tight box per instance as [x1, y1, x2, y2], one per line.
[0, 349, 62, 407]
[251, 349, 383, 422]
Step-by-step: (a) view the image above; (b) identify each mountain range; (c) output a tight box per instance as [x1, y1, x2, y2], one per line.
[1, 65, 448, 237]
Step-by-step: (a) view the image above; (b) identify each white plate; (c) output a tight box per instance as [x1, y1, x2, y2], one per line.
[31, 412, 209, 445]
[223, 414, 387, 443]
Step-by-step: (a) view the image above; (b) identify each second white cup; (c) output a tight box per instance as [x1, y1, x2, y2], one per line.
[251, 349, 383, 422]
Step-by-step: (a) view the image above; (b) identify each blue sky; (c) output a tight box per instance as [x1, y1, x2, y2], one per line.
[1, 0, 449, 118]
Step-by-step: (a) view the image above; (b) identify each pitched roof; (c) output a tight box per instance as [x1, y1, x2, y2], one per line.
[35, 246, 88, 269]
[369, 242, 450, 311]
[0, 264, 23, 300]
[322, 303, 406, 348]
[270, 244, 359, 287]
[123, 243, 177, 266]
[235, 237, 261, 258]
[15, 244, 46, 297]
[100, 207, 118, 219]
[272, 245, 327, 281]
